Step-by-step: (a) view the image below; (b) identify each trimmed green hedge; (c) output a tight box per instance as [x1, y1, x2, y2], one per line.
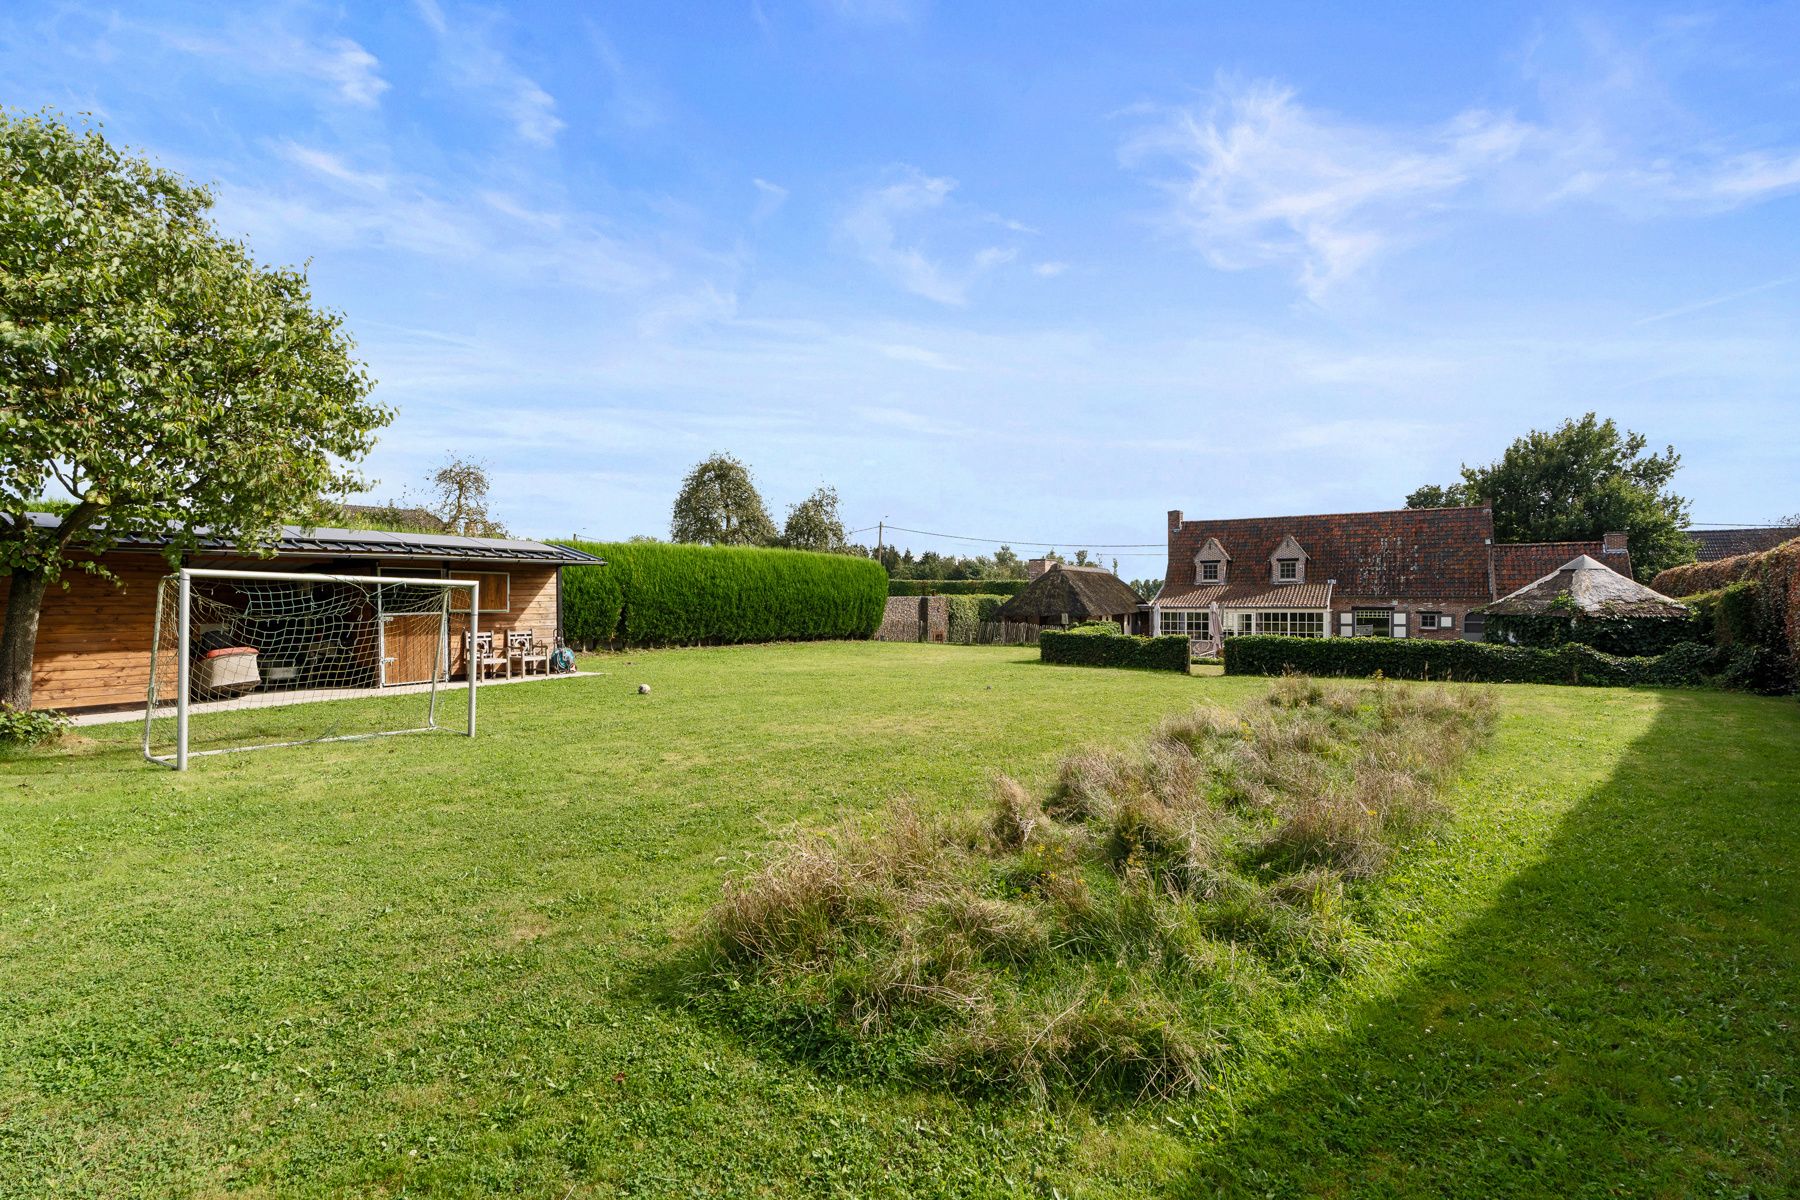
[1040, 630, 1190, 673]
[888, 579, 1029, 597]
[1483, 612, 1699, 657]
[553, 542, 887, 647]
[1222, 635, 1725, 688]
[944, 594, 1010, 644]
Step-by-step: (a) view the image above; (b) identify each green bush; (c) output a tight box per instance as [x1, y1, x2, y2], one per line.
[1484, 612, 1700, 656]
[1066, 621, 1123, 635]
[1686, 580, 1766, 647]
[1222, 635, 1732, 688]
[552, 541, 888, 648]
[1041, 630, 1189, 673]
[888, 579, 1029, 597]
[944, 594, 1010, 644]
[0, 704, 69, 748]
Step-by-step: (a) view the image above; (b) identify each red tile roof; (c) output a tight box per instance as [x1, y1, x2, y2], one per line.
[1155, 581, 1334, 608]
[1687, 527, 1797, 562]
[1491, 541, 1630, 593]
[1163, 506, 1496, 602]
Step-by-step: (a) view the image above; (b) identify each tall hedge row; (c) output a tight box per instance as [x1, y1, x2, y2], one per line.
[888, 579, 1030, 597]
[943, 594, 1010, 644]
[553, 542, 887, 647]
[1653, 538, 1799, 692]
[1040, 630, 1190, 673]
[1222, 635, 1729, 688]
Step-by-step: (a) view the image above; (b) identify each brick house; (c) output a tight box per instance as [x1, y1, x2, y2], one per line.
[1150, 505, 1631, 652]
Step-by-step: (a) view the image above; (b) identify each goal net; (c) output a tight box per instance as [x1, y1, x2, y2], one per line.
[143, 569, 477, 769]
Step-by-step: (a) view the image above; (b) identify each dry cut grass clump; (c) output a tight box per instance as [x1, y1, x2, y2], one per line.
[687, 676, 1495, 1102]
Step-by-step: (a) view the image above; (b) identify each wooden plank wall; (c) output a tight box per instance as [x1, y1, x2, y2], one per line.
[5, 554, 565, 712]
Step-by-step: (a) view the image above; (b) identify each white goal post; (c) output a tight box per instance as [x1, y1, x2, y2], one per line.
[143, 568, 478, 770]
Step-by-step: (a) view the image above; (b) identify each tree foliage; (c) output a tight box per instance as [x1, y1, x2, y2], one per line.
[0, 110, 387, 707]
[427, 455, 507, 537]
[779, 485, 847, 552]
[1406, 413, 1693, 581]
[669, 453, 777, 546]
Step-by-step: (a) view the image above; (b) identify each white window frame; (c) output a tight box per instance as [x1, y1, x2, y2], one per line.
[1275, 558, 1299, 581]
[1198, 559, 1222, 583]
[1160, 609, 1212, 640]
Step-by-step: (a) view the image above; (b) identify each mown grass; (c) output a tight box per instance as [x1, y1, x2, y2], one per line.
[0, 641, 1795, 1197]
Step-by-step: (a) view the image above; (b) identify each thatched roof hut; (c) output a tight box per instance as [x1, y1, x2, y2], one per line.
[1483, 554, 1690, 619]
[994, 563, 1143, 626]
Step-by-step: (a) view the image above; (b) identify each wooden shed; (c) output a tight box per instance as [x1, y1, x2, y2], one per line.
[5, 515, 601, 712]
[994, 563, 1148, 632]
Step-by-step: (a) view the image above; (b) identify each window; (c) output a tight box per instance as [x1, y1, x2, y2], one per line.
[1418, 611, 1453, 632]
[1199, 560, 1221, 583]
[1462, 612, 1486, 640]
[1161, 610, 1211, 640]
[1352, 608, 1393, 637]
[1276, 558, 1298, 581]
[1255, 611, 1324, 637]
[447, 571, 511, 614]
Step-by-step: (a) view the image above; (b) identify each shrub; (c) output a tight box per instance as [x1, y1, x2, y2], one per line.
[1222, 634, 1730, 688]
[944, 594, 1010, 644]
[0, 704, 69, 748]
[1040, 630, 1190, 673]
[888, 579, 1030, 597]
[1484, 612, 1701, 656]
[553, 541, 887, 648]
[1654, 538, 1799, 693]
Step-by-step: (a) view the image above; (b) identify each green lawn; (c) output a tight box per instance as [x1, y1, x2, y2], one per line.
[1, 641, 1795, 1197]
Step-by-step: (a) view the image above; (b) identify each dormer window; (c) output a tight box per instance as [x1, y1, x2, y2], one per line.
[1269, 534, 1308, 584]
[1192, 537, 1229, 585]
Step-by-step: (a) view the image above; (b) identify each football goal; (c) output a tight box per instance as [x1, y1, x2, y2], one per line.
[142, 568, 478, 770]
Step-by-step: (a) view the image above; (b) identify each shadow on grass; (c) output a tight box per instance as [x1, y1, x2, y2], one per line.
[1179, 689, 1800, 1198]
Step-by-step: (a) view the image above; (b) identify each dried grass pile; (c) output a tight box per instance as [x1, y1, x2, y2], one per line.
[686, 676, 1495, 1102]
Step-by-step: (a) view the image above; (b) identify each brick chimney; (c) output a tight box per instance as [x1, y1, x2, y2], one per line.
[1602, 531, 1629, 556]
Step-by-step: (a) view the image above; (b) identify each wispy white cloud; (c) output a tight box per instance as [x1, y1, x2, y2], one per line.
[837, 167, 1023, 305]
[412, 0, 565, 146]
[752, 177, 789, 221]
[1125, 59, 1800, 300]
[1033, 261, 1069, 278]
[1122, 79, 1532, 300]
[156, 17, 387, 108]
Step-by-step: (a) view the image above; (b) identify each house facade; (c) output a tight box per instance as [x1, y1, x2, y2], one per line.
[1150, 505, 1631, 653]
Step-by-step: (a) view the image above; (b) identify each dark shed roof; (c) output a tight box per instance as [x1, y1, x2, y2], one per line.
[995, 564, 1143, 622]
[26, 513, 602, 567]
[1687, 527, 1797, 562]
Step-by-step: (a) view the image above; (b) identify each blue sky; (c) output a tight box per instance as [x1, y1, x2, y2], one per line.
[6, 2, 1799, 564]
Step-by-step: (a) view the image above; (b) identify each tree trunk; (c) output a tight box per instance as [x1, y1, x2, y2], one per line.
[0, 568, 50, 711]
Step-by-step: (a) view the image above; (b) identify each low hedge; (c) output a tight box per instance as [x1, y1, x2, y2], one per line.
[1483, 611, 1700, 656]
[944, 594, 1010, 644]
[1041, 630, 1190, 673]
[888, 579, 1029, 597]
[553, 541, 888, 647]
[1222, 634, 1729, 688]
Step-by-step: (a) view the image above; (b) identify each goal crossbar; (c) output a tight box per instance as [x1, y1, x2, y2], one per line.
[146, 568, 479, 770]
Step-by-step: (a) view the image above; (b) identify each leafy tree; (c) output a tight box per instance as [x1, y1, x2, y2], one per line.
[0, 111, 387, 710]
[1127, 578, 1162, 602]
[669, 453, 777, 545]
[427, 455, 507, 537]
[779, 486, 848, 552]
[1404, 482, 1473, 509]
[1406, 413, 1693, 581]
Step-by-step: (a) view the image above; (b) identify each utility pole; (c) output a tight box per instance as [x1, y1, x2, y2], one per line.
[876, 519, 885, 555]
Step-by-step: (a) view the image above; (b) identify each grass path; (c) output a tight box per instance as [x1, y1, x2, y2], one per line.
[1, 642, 1795, 1196]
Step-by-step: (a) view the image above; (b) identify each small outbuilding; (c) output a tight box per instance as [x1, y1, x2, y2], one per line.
[993, 563, 1148, 632]
[1483, 554, 1690, 620]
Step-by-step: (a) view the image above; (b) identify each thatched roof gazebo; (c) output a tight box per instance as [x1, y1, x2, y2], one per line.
[1483, 554, 1690, 619]
[994, 563, 1144, 628]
